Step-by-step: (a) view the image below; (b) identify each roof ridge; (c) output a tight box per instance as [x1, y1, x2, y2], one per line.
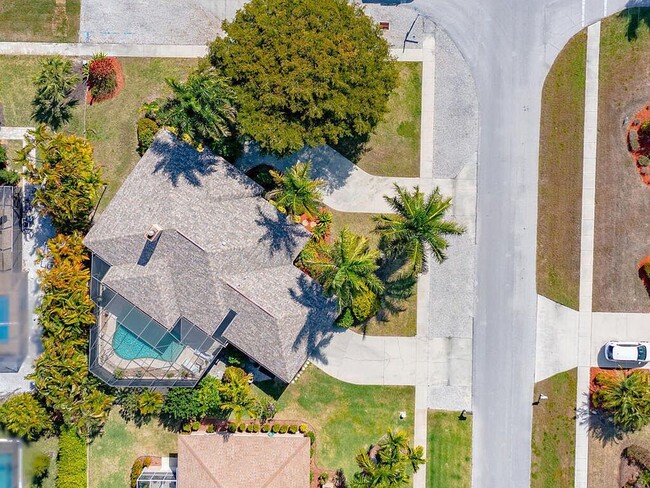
[260, 437, 309, 488]
[179, 435, 227, 488]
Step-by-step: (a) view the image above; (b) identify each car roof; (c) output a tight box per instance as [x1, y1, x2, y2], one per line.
[608, 342, 646, 361]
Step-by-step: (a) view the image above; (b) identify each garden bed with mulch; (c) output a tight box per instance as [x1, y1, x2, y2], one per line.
[593, 11, 650, 312]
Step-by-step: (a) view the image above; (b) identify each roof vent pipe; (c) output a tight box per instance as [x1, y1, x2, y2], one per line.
[145, 224, 162, 242]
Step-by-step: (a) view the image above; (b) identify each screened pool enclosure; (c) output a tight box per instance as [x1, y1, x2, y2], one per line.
[88, 255, 226, 387]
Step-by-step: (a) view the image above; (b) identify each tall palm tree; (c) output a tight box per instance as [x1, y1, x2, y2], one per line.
[159, 70, 237, 153]
[137, 389, 164, 416]
[373, 184, 465, 274]
[304, 227, 384, 310]
[267, 161, 325, 217]
[593, 370, 650, 432]
[31, 56, 80, 130]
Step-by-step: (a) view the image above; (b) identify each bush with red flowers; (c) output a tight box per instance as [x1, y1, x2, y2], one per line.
[88, 57, 118, 101]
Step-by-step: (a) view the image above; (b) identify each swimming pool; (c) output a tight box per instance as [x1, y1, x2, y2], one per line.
[0, 295, 9, 344]
[0, 452, 14, 488]
[112, 324, 184, 362]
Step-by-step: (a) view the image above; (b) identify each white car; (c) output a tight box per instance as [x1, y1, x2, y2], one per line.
[604, 341, 649, 363]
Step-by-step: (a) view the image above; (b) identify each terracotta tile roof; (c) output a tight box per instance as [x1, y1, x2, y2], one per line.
[177, 433, 310, 488]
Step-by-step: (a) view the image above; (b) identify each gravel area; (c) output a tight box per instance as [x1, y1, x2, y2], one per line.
[79, 0, 246, 44]
[431, 27, 479, 178]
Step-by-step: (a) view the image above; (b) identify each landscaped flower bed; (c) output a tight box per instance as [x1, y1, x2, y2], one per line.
[626, 105, 650, 185]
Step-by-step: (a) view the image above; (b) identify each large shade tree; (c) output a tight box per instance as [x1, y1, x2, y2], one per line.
[266, 161, 325, 217]
[592, 370, 650, 432]
[303, 227, 384, 311]
[374, 185, 465, 274]
[208, 0, 398, 155]
[31, 56, 80, 130]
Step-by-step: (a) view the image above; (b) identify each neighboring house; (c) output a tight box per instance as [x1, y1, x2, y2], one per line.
[176, 433, 310, 488]
[0, 186, 28, 373]
[84, 130, 336, 387]
[136, 433, 311, 488]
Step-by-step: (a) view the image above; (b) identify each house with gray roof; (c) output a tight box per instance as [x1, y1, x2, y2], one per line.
[85, 130, 336, 387]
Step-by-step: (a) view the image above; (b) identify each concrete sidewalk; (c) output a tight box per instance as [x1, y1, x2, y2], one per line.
[0, 42, 207, 58]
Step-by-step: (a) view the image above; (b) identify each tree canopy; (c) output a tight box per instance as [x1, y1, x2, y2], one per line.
[593, 370, 650, 432]
[208, 0, 397, 155]
[31, 56, 79, 130]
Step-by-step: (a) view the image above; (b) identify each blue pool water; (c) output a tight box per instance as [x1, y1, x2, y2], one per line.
[112, 324, 184, 362]
[0, 452, 14, 488]
[0, 296, 9, 344]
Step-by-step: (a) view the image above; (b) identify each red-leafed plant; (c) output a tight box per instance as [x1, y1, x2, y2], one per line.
[88, 57, 117, 100]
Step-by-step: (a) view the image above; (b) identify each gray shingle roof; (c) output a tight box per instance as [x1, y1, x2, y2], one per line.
[84, 131, 336, 382]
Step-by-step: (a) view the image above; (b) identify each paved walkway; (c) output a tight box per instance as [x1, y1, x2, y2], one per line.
[574, 21, 601, 488]
[0, 42, 208, 58]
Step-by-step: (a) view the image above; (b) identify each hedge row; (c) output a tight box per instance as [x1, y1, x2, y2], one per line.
[55, 428, 87, 488]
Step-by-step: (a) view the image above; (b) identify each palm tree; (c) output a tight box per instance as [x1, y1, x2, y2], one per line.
[373, 184, 465, 274]
[159, 70, 237, 154]
[267, 161, 325, 218]
[31, 56, 80, 130]
[219, 389, 258, 423]
[137, 389, 164, 417]
[593, 370, 650, 432]
[303, 227, 384, 310]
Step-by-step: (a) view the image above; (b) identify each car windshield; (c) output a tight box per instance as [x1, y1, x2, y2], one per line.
[639, 346, 647, 361]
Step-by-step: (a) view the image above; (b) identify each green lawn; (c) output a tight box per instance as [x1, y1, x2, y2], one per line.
[21, 435, 59, 488]
[88, 409, 177, 488]
[530, 369, 577, 488]
[426, 410, 472, 488]
[330, 209, 417, 337]
[536, 30, 587, 310]
[0, 0, 80, 42]
[355, 62, 421, 178]
[274, 365, 415, 476]
[0, 56, 197, 210]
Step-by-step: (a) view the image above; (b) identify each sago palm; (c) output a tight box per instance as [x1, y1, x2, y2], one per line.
[304, 227, 384, 310]
[267, 161, 325, 217]
[160, 70, 237, 150]
[374, 184, 465, 274]
[31, 56, 80, 130]
[593, 370, 650, 432]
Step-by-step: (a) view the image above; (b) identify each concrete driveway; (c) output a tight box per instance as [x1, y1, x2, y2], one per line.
[591, 313, 650, 369]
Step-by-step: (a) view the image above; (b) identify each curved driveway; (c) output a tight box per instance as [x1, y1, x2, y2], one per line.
[401, 0, 640, 486]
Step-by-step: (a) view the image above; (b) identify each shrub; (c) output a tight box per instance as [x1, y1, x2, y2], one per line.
[288, 424, 298, 434]
[640, 155, 650, 167]
[206, 424, 215, 433]
[246, 423, 254, 433]
[644, 263, 650, 279]
[0, 146, 6, 168]
[279, 425, 288, 434]
[191, 421, 200, 431]
[271, 424, 280, 433]
[299, 424, 308, 433]
[0, 169, 20, 186]
[335, 308, 355, 328]
[630, 130, 641, 152]
[182, 424, 191, 433]
[227, 423, 237, 433]
[88, 57, 117, 100]
[261, 423, 270, 433]
[32, 453, 51, 482]
[55, 428, 87, 488]
[237, 423, 246, 432]
[130, 459, 144, 488]
[305, 431, 316, 445]
[253, 423, 260, 433]
[626, 445, 650, 470]
[351, 289, 380, 322]
[0, 392, 51, 441]
[137, 117, 159, 156]
[246, 164, 277, 191]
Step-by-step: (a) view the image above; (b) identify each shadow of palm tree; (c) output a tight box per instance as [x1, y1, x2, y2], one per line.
[620, 4, 650, 41]
[254, 206, 309, 258]
[577, 392, 626, 446]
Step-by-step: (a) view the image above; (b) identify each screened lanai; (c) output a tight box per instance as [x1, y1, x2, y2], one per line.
[89, 256, 226, 387]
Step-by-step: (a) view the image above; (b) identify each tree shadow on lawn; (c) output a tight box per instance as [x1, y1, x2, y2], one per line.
[620, 3, 650, 41]
[578, 393, 626, 446]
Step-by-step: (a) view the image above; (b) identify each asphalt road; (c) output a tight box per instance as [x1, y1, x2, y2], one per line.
[399, 0, 641, 486]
